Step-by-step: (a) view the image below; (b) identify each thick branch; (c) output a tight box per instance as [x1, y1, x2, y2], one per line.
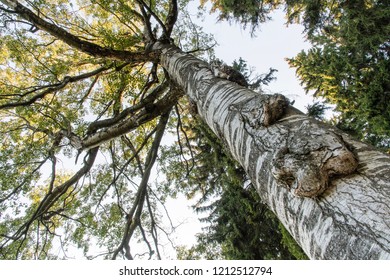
[136, 0, 168, 37]
[164, 0, 178, 37]
[139, 4, 155, 43]
[86, 81, 169, 134]
[82, 85, 183, 149]
[1, 0, 159, 62]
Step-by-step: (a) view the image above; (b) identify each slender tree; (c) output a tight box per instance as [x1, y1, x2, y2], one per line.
[0, 0, 389, 259]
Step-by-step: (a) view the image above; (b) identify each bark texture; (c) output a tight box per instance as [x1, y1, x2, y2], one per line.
[154, 42, 390, 259]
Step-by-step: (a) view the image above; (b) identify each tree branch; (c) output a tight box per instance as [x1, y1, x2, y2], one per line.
[136, 0, 168, 36]
[164, 0, 178, 38]
[175, 104, 195, 176]
[83, 84, 183, 149]
[0, 147, 99, 251]
[86, 78, 168, 135]
[111, 110, 171, 260]
[0, 0, 159, 62]
[0, 64, 113, 109]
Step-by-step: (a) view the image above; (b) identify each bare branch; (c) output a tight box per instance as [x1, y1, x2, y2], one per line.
[145, 191, 162, 260]
[137, 223, 154, 259]
[0, 64, 113, 109]
[175, 105, 196, 176]
[111, 110, 171, 260]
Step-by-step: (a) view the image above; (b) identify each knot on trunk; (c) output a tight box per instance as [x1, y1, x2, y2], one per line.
[270, 121, 358, 198]
[230, 93, 290, 128]
[210, 60, 249, 87]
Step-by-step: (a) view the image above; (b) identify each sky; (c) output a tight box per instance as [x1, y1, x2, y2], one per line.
[190, 3, 315, 111]
[159, 1, 315, 258]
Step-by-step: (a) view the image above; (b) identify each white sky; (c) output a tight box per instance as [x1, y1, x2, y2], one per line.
[192, 4, 314, 110]
[161, 3, 315, 259]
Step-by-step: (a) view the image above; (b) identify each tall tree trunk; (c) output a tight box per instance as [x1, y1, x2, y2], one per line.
[153, 42, 390, 259]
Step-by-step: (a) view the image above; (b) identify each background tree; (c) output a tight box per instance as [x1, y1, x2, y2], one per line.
[287, 0, 390, 150]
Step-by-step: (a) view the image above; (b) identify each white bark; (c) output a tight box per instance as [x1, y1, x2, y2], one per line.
[155, 42, 390, 259]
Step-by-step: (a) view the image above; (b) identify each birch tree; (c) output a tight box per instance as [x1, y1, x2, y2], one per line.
[0, 0, 389, 259]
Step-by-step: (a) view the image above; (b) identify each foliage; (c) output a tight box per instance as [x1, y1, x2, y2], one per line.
[0, 0, 213, 259]
[278, 222, 309, 260]
[202, 0, 281, 33]
[305, 101, 331, 121]
[287, 0, 390, 150]
[231, 57, 278, 90]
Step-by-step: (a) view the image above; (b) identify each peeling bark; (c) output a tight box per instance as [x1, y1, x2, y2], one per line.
[154, 42, 390, 259]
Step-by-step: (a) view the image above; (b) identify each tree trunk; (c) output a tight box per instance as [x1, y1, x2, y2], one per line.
[153, 42, 390, 259]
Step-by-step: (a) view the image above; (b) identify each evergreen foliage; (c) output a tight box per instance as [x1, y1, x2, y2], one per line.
[306, 101, 331, 121]
[202, 0, 281, 32]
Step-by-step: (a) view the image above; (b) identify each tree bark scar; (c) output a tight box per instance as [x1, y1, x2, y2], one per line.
[270, 121, 359, 198]
[229, 93, 289, 128]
